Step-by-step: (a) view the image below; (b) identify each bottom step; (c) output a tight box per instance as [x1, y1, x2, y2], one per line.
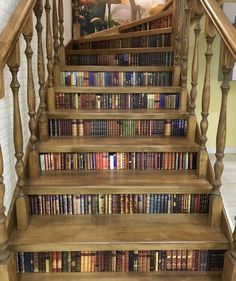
[18, 272, 222, 281]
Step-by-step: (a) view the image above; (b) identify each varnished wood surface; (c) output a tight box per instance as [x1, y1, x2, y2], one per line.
[75, 27, 173, 44]
[9, 214, 229, 251]
[60, 65, 174, 72]
[47, 109, 189, 120]
[37, 137, 199, 153]
[200, 0, 236, 60]
[54, 86, 181, 94]
[25, 170, 212, 195]
[66, 47, 174, 55]
[0, 0, 37, 67]
[17, 272, 222, 281]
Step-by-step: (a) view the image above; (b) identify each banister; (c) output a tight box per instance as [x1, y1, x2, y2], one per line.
[200, 0, 236, 61]
[0, 0, 38, 67]
[0, 0, 38, 99]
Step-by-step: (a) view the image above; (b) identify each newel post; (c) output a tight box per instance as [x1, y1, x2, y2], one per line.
[0, 146, 17, 281]
[7, 41, 30, 231]
[209, 43, 234, 228]
[23, 14, 40, 179]
[222, 218, 236, 281]
[34, 0, 49, 142]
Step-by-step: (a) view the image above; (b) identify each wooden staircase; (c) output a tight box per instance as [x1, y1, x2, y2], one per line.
[1, 0, 236, 281]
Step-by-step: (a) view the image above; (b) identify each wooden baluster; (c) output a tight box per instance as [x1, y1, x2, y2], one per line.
[73, 0, 81, 40]
[209, 43, 234, 228]
[34, 0, 48, 142]
[53, 0, 60, 65]
[7, 41, 29, 231]
[189, 1, 203, 115]
[200, 16, 216, 150]
[45, 0, 55, 111]
[214, 43, 234, 194]
[0, 146, 16, 281]
[58, 0, 65, 64]
[181, 0, 191, 88]
[222, 217, 236, 281]
[173, 0, 182, 87]
[22, 14, 40, 179]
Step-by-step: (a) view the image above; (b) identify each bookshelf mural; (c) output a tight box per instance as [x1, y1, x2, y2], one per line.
[72, 0, 167, 35]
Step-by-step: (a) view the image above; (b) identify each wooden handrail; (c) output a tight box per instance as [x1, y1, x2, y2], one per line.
[0, 0, 38, 99]
[0, 0, 38, 67]
[200, 0, 236, 61]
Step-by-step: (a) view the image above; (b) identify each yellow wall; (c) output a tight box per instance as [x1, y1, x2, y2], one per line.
[188, 18, 236, 150]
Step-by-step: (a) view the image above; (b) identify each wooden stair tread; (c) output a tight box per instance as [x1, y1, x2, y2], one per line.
[9, 214, 229, 251]
[54, 86, 181, 94]
[60, 65, 174, 72]
[66, 47, 174, 55]
[38, 137, 199, 152]
[74, 27, 173, 44]
[25, 171, 212, 194]
[48, 109, 189, 120]
[17, 272, 222, 281]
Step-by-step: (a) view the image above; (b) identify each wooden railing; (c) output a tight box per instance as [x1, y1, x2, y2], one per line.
[190, 0, 236, 280]
[0, 0, 236, 280]
[0, 0, 64, 279]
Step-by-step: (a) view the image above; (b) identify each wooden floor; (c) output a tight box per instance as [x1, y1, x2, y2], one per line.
[9, 214, 229, 252]
[17, 272, 222, 281]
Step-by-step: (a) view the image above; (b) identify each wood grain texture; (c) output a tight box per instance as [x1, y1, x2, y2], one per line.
[0, 0, 37, 67]
[34, 0, 48, 142]
[17, 272, 222, 281]
[25, 170, 212, 195]
[200, 0, 236, 60]
[60, 65, 174, 72]
[189, 13, 201, 115]
[214, 42, 234, 195]
[54, 86, 181, 94]
[47, 109, 189, 120]
[66, 47, 174, 55]
[37, 137, 200, 153]
[53, 0, 59, 64]
[9, 214, 229, 252]
[23, 15, 40, 180]
[75, 28, 173, 44]
[200, 16, 215, 150]
[7, 41, 29, 231]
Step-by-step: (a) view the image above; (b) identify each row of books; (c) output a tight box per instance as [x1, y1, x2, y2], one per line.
[66, 52, 173, 67]
[78, 34, 172, 50]
[48, 119, 188, 137]
[16, 250, 225, 273]
[39, 152, 197, 171]
[60, 71, 173, 87]
[55, 93, 180, 110]
[123, 15, 172, 33]
[29, 194, 210, 216]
